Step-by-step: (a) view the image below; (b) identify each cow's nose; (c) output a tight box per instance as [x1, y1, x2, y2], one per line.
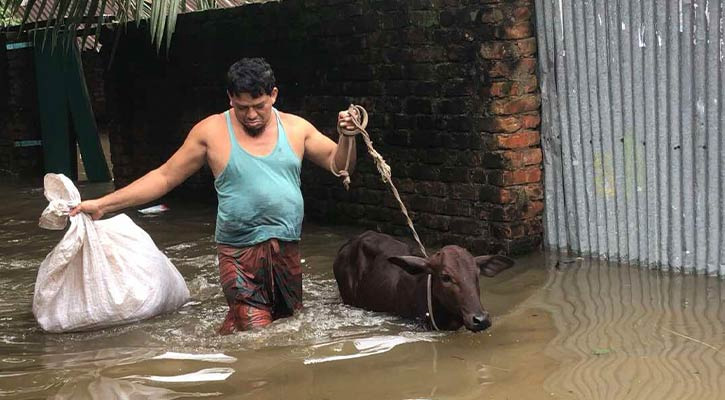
[472, 314, 491, 330]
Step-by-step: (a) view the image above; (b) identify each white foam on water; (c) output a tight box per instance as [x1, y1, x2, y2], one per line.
[304, 333, 438, 365]
[152, 352, 237, 363]
[124, 367, 234, 383]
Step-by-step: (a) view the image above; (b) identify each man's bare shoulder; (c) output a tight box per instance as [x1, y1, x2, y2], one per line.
[189, 113, 227, 141]
[278, 111, 316, 135]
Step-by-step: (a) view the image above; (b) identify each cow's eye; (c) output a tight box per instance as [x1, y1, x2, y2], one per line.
[440, 274, 453, 283]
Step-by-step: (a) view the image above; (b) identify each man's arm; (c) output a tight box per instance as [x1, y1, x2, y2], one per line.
[70, 121, 209, 219]
[304, 111, 357, 174]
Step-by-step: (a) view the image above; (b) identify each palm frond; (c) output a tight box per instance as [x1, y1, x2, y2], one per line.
[132, 0, 143, 27]
[92, 0, 107, 45]
[15, 0, 37, 36]
[78, 0, 99, 48]
[0, 0, 259, 52]
[165, 0, 178, 50]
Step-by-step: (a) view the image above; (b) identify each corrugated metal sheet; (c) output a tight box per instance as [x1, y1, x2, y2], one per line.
[536, 0, 725, 276]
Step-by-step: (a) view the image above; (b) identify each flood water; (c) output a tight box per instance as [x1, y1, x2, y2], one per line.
[0, 181, 723, 399]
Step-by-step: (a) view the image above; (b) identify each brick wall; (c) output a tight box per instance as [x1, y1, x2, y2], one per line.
[476, 0, 543, 253]
[102, 0, 542, 255]
[81, 50, 109, 126]
[0, 37, 43, 180]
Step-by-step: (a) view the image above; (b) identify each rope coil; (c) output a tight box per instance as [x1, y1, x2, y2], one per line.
[331, 104, 427, 257]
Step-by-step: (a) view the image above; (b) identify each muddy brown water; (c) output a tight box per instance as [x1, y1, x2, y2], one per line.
[0, 181, 723, 399]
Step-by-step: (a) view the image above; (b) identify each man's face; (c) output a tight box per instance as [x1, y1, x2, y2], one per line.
[228, 87, 278, 137]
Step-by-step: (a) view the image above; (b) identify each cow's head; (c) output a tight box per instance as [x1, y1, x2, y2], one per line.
[389, 247, 514, 332]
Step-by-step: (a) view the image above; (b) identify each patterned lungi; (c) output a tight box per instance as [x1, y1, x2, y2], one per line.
[217, 239, 302, 334]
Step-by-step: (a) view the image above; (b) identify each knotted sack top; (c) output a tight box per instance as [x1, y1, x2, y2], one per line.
[39, 174, 82, 230]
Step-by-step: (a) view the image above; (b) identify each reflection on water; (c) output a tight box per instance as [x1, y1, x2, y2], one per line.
[0, 181, 723, 399]
[52, 375, 222, 399]
[303, 333, 439, 365]
[532, 257, 725, 400]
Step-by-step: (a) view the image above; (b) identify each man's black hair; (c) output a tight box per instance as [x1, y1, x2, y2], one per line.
[226, 58, 276, 98]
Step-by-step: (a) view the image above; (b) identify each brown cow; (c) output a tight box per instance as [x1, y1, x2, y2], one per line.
[333, 231, 515, 332]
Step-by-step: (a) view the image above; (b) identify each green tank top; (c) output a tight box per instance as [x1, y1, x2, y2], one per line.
[214, 108, 303, 246]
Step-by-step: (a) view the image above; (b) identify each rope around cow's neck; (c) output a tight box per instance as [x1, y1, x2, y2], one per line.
[426, 274, 440, 331]
[331, 104, 428, 258]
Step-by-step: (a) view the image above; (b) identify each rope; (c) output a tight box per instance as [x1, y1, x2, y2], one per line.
[331, 104, 428, 258]
[330, 104, 366, 190]
[426, 274, 440, 331]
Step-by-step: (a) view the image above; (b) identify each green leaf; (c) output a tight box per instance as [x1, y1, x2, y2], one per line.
[120, 0, 131, 25]
[92, 0, 108, 48]
[592, 348, 612, 356]
[165, 0, 180, 51]
[133, 0, 143, 26]
[80, 0, 100, 48]
[63, 0, 89, 51]
[49, 0, 71, 51]
[15, 0, 37, 37]
[31, 0, 51, 40]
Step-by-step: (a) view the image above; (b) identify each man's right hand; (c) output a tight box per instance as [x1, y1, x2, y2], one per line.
[70, 199, 105, 220]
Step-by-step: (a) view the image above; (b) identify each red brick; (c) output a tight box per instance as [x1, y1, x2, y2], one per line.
[491, 94, 541, 115]
[480, 38, 536, 60]
[492, 223, 525, 239]
[521, 148, 542, 165]
[512, 6, 533, 21]
[492, 218, 544, 239]
[482, 152, 511, 169]
[492, 130, 541, 149]
[484, 62, 509, 79]
[480, 184, 515, 204]
[488, 166, 542, 185]
[506, 150, 527, 167]
[419, 213, 451, 231]
[521, 113, 541, 128]
[482, 75, 538, 98]
[489, 200, 544, 222]
[488, 203, 517, 222]
[480, 6, 505, 24]
[495, 148, 542, 168]
[479, 38, 537, 60]
[518, 75, 539, 94]
[460, 152, 484, 166]
[451, 184, 479, 200]
[479, 115, 522, 133]
[515, 37, 538, 56]
[480, 41, 508, 60]
[415, 181, 447, 197]
[524, 183, 544, 200]
[496, 21, 534, 39]
[481, 82, 508, 98]
[450, 217, 483, 235]
[483, 81, 519, 98]
[485, 58, 538, 78]
[523, 200, 544, 218]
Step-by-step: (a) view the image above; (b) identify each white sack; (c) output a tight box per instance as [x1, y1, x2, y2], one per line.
[33, 173, 190, 332]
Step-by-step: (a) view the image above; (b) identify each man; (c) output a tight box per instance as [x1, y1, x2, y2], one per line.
[71, 58, 358, 333]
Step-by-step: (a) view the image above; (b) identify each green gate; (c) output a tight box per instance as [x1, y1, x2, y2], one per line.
[34, 41, 111, 182]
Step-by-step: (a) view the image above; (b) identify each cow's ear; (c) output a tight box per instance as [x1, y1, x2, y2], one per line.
[388, 256, 431, 275]
[475, 255, 515, 277]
